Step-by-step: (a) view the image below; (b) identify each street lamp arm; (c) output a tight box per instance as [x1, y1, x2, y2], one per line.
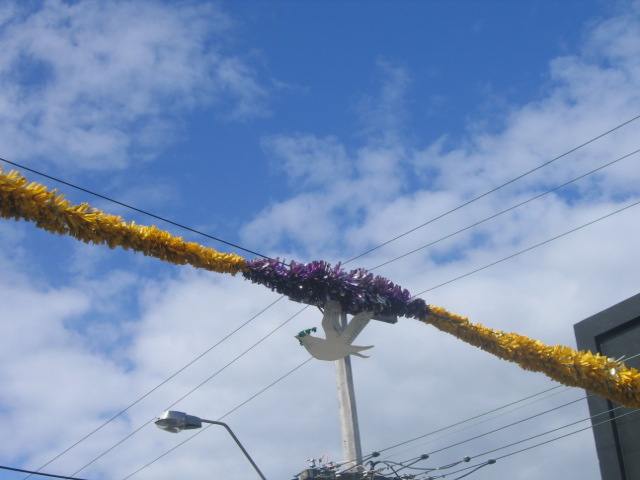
[201, 419, 267, 480]
[154, 411, 267, 480]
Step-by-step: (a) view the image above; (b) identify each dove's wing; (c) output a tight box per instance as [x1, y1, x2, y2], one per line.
[342, 311, 373, 345]
[321, 300, 343, 340]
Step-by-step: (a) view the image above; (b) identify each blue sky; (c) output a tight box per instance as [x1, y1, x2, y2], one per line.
[1, 1, 640, 479]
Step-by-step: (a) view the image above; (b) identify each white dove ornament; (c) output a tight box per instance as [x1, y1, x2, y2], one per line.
[296, 300, 374, 361]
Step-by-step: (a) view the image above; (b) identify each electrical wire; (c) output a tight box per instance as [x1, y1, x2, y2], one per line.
[123, 202, 640, 480]
[369, 351, 640, 465]
[148, 134, 640, 475]
[69, 305, 311, 477]
[415, 197, 640, 295]
[10, 117, 640, 478]
[424, 459, 495, 480]
[25, 296, 286, 477]
[57, 210, 634, 478]
[342, 388, 574, 474]
[111, 277, 580, 476]
[424, 407, 640, 480]
[383, 386, 573, 462]
[0, 156, 271, 261]
[268, 188, 640, 472]
[491, 409, 639, 462]
[425, 395, 586, 457]
[377, 385, 562, 454]
[343, 114, 640, 265]
[473, 403, 626, 459]
[29, 296, 304, 479]
[0, 466, 88, 480]
[369, 148, 640, 271]
[5, 114, 638, 268]
[19, 139, 639, 478]
[217, 358, 315, 421]
[119, 358, 313, 480]
[25, 188, 639, 478]
[371, 455, 433, 473]
[372, 405, 639, 480]
[448, 460, 494, 480]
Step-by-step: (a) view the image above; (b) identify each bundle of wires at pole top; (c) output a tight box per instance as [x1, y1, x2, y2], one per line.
[291, 452, 496, 480]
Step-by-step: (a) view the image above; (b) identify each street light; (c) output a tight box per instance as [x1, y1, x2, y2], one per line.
[155, 410, 267, 480]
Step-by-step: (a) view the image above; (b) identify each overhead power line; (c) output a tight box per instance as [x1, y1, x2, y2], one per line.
[415, 197, 640, 295]
[490, 408, 639, 463]
[425, 396, 585, 457]
[343, 389, 570, 475]
[382, 388, 573, 463]
[119, 358, 313, 480]
[22, 191, 634, 478]
[68, 305, 311, 477]
[371, 403, 640, 480]
[13, 116, 640, 478]
[0, 465, 88, 480]
[26, 296, 285, 477]
[431, 407, 640, 480]
[0, 156, 271, 261]
[3, 115, 638, 267]
[338, 386, 569, 475]
[365, 350, 640, 464]
[370, 148, 640, 271]
[343, 113, 640, 265]
[375, 385, 563, 455]
[109, 346, 571, 478]
[39, 188, 636, 476]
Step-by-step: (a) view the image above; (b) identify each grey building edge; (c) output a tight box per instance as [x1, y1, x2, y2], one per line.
[574, 293, 640, 480]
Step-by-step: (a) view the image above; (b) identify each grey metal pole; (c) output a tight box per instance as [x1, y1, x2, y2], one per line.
[334, 312, 363, 471]
[200, 419, 267, 480]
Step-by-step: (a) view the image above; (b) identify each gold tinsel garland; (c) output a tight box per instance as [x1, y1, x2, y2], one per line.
[424, 306, 640, 408]
[1, 165, 639, 408]
[0, 168, 247, 275]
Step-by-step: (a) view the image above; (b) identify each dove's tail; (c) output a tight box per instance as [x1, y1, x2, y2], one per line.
[356, 345, 374, 351]
[351, 345, 374, 358]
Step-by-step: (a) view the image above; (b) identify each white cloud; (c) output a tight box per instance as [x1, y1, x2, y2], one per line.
[244, 134, 409, 258]
[229, 61, 417, 257]
[244, 1, 640, 266]
[3, 3, 640, 480]
[354, 58, 412, 140]
[0, 0, 269, 170]
[0, 273, 129, 456]
[233, 7, 640, 477]
[262, 134, 352, 188]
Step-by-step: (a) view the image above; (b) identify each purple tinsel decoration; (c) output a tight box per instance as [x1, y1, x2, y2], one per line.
[243, 258, 430, 319]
